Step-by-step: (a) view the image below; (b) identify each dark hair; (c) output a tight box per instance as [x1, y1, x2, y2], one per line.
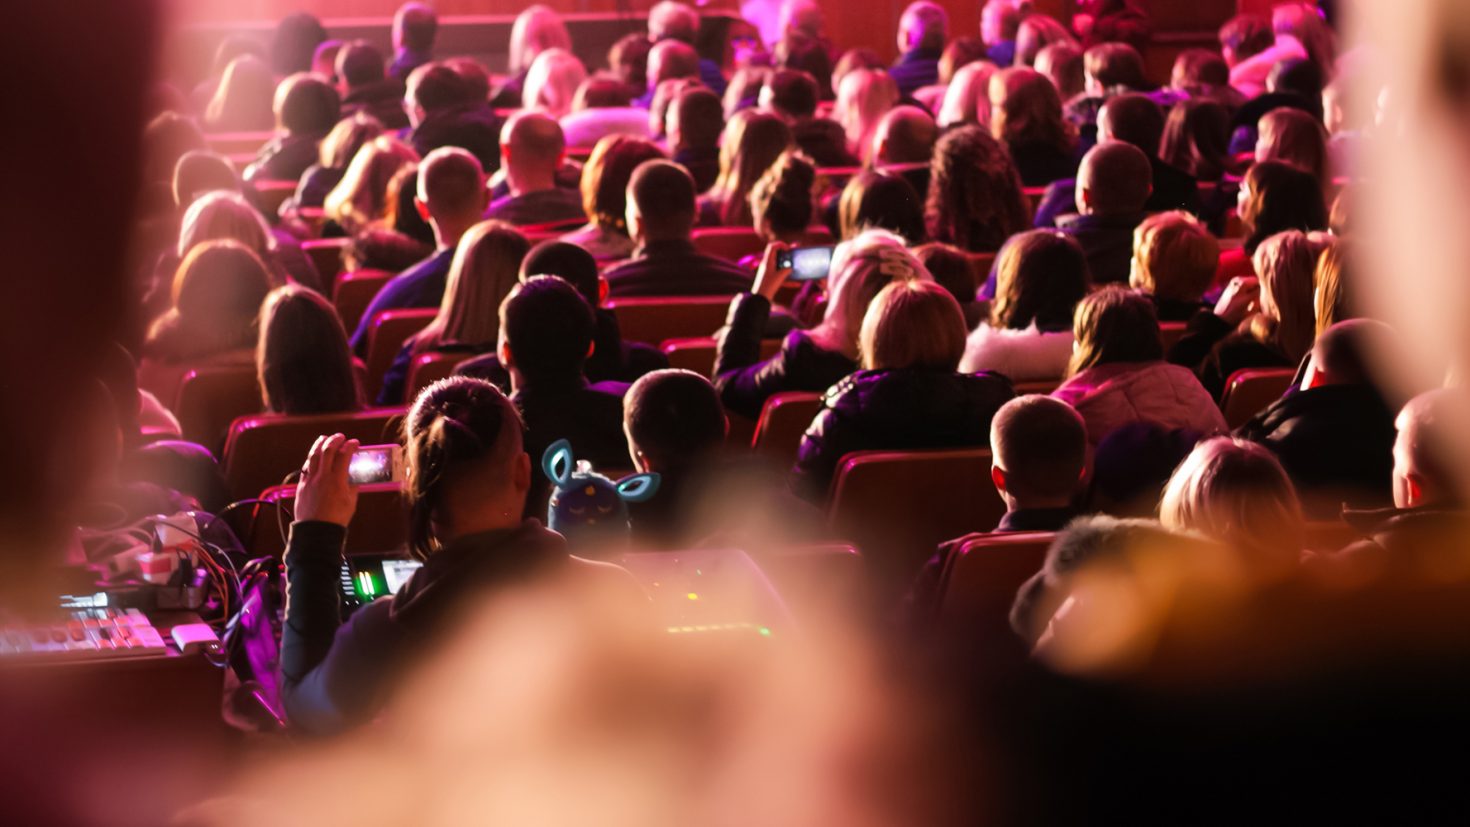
[1099, 92, 1164, 156]
[146, 240, 273, 363]
[840, 170, 925, 243]
[1087, 424, 1205, 516]
[1241, 160, 1327, 254]
[624, 369, 726, 470]
[673, 86, 725, 149]
[914, 243, 976, 310]
[1218, 14, 1273, 62]
[926, 125, 1029, 252]
[992, 230, 1089, 331]
[445, 57, 492, 104]
[270, 12, 327, 76]
[278, 74, 342, 136]
[519, 240, 601, 307]
[610, 33, 653, 94]
[257, 285, 361, 415]
[939, 36, 987, 85]
[345, 228, 432, 273]
[767, 68, 820, 119]
[1067, 285, 1162, 377]
[629, 159, 696, 239]
[501, 276, 596, 382]
[575, 74, 635, 109]
[397, 3, 439, 52]
[403, 377, 524, 558]
[383, 165, 435, 247]
[409, 63, 470, 113]
[173, 150, 240, 208]
[581, 135, 666, 233]
[1171, 48, 1230, 90]
[775, 36, 833, 100]
[1268, 57, 1324, 101]
[1084, 42, 1147, 90]
[145, 112, 207, 184]
[337, 40, 387, 87]
[750, 152, 815, 238]
[1159, 98, 1236, 181]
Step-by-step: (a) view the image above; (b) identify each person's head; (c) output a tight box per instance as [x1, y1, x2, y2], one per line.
[781, 0, 825, 41]
[256, 285, 359, 415]
[498, 275, 596, 388]
[991, 229, 1089, 331]
[1392, 388, 1470, 509]
[273, 72, 341, 138]
[416, 221, 530, 355]
[574, 73, 635, 111]
[205, 54, 276, 131]
[444, 57, 492, 105]
[940, 36, 988, 85]
[1313, 238, 1355, 338]
[416, 146, 490, 243]
[149, 240, 273, 358]
[1015, 14, 1076, 68]
[1307, 318, 1396, 390]
[723, 65, 771, 119]
[624, 369, 728, 475]
[1238, 159, 1328, 253]
[324, 136, 421, 234]
[500, 110, 566, 188]
[832, 48, 885, 90]
[177, 190, 274, 261]
[144, 112, 207, 185]
[1082, 42, 1146, 96]
[336, 40, 388, 91]
[312, 40, 343, 82]
[1159, 437, 1305, 573]
[981, 1, 1025, 49]
[775, 33, 834, 99]
[989, 66, 1074, 154]
[810, 229, 931, 358]
[522, 48, 587, 119]
[208, 35, 265, 80]
[1128, 211, 1218, 305]
[1218, 14, 1273, 69]
[580, 135, 665, 235]
[318, 111, 384, 171]
[509, 5, 572, 75]
[1255, 107, 1330, 183]
[1097, 92, 1164, 155]
[668, 86, 724, 151]
[402, 377, 530, 558]
[626, 160, 697, 244]
[1272, 2, 1335, 74]
[172, 151, 240, 209]
[839, 170, 926, 243]
[519, 240, 602, 308]
[1170, 48, 1230, 92]
[834, 69, 900, 162]
[1075, 140, 1152, 217]
[405, 63, 468, 128]
[749, 151, 815, 242]
[1035, 41, 1084, 100]
[647, 39, 700, 92]
[990, 395, 1088, 510]
[270, 12, 327, 76]
[871, 105, 938, 165]
[609, 33, 653, 94]
[1266, 57, 1325, 105]
[1159, 97, 1235, 181]
[1088, 422, 1203, 516]
[1249, 230, 1322, 363]
[914, 243, 976, 311]
[393, 2, 438, 54]
[1067, 285, 1162, 377]
[650, 78, 702, 139]
[387, 164, 436, 246]
[859, 279, 967, 371]
[898, 1, 949, 54]
[712, 110, 793, 226]
[762, 68, 820, 120]
[937, 60, 998, 128]
[926, 124, 1030, 252]
[649, 1, 701, 44]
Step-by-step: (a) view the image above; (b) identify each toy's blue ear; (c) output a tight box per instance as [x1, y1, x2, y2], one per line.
[542, 439, 574, 487]
[615, 472, 660, 503]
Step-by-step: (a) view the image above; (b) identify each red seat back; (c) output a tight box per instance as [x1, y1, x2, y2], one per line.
[1159, 321, 1188, 352]
[245, 482, 408, 558]
[1220, 367, 1296, 429]
[751, 391, 824, 466]
[363, 308, 437, 398]
[661, 336, 780, 378]
[301, 237, 351, 291]
[935, 531, 1054, 635]
[966, 252, 997, 287]
[222, 408, 406, 501]
[333, 269, 393, 334]
[691, 227, 764, 262]
[403, 350, 473, 404]
[252, 180, 297, 217]
[606, 295, 733, 346]
[174, 363, 263, 451]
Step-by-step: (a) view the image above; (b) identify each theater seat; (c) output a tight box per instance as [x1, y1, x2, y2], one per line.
[222, 408, 407, 502]
[966, 252, 997, 287]
[174, 363, 263, 452]
[252, 180, 296, 217]
[692, 227, 765, 262]
[1220, 367, 1296, 429]
[661, 336, 781, 377]
[204, 130, 273, 155]
[751, 391, 824, 466]
[1012, 379, 1061, 395]
[245, 482, 408, 558]
[404, 350, 473, 404]
[826, 449, 1005, 599]
[607, 296, 734, 346]
[934, 531, 1054, 634]
[362, 308, 437, 399]
[301, 237, 351, 290]
[1159, 321, 1188, 352]
[333, 269, 393, 334]
[1023, 186, 1047, 219]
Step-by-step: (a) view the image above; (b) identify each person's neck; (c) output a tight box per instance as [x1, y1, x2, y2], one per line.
[431, 216, 476, 252]
[435, 509, 524, 545]
[1010, 498, 1073, 513]
[639, 231, 689, 249]
[507, 165, 557, 198]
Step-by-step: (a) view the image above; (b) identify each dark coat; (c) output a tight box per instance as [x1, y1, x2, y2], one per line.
[1007, 139, 1080, 187]
[1165, 310, 1293, 401]
[890, 48, 941, 97]
[1032, 157, 1201, 228]
[245, 134, 322, 183]
[673, 147, 721, 193]
[342, 79, 410, 130]
[513, 377, 633, 509]
[1056, 211, 1147, 287]
[603, 239, 754, 298]
[791, 117, 859, 167]
[454, 309, 668, 391]
[410, 103, 502, 173]
[1336, 506, 1470, 577]
[713, 293, 858, 421]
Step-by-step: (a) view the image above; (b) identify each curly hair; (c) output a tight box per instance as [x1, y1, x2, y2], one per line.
[925, 125, 1030, 252]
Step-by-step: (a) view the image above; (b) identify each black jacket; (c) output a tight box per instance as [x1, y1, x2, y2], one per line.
[455, 309, 668, 392]
[791, 367, 1016, 503]
[603, 239, 754, 298]
[410, 103, 502, 173]
[1006, 139, 1080, 187]
[791, 117, 859, 168]
[244, 134, 321, 183]
[1336, 505, 1470, 576]
[1032, 157, 1201, 228]
[343, 79, 410, 130]
[713, 293, 858, 421]
[513, 377, 632, 509]
[673, 146, 720, 194]
[1237, 383, 1397, 518]
[1056, 211, 1146, 286]
[1166, 310, 1293, 401]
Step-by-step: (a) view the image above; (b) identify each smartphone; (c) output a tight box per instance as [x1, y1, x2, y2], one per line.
[348, 444, 406, 485]
[777, 245, 835, 281]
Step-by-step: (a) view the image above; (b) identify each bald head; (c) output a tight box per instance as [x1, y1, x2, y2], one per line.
[502, 110, 565, 167]
[1076, 141, 1152, 216]
[646, 40, 700, 92]
[394, 2, 437, 52]
[899, 1, 949, 53]
[873, 105, 938, 164]
[337, 40, 386, 89]
[990, 395, 1088, 504]
[649, 1, 700, 43]
[1394, 388, 1470, 509]
[1311, 319, 1396, 388]
[418, 147, 487, 232]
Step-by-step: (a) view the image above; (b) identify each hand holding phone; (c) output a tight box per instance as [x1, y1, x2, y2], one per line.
[754, 241, 793, 300]
[348, 444, 406, 486]
[778, 245, 835, 282]
[296, 434, 361, 528]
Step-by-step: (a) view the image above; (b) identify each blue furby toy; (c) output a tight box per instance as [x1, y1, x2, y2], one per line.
[544, 439, 660, 546]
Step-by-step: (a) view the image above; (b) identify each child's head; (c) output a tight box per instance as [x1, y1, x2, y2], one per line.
[1129, 211, 1219, 305]
[989, 395, 1088, 510]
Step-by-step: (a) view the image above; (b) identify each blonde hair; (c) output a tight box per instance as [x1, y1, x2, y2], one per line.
[323, 136, 421, 234]
[411, 222, 531, 354]
[808, 229, 932, 358]
[177, 191, 274, 261]
[1129, 211, 1219, 303]
[522, 48, 587, 120]
[1159, 436, 1304, 570]
[1249, 230, 1322, 364]
[936, 61, 997, 128]
[319, 112, 384, 170]
[859, 280, 967, 370]
[509, 5, 571, 75]
[834, 69, 899, 163]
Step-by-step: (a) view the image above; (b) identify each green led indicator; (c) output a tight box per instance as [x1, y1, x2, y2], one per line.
[758, 627, 772, 637]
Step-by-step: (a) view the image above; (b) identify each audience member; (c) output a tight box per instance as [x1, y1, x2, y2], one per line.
[750, 152, 816, 247]
[336, 40, 409, 129]
[834, 69, 899, 164]
[926, 125, 1029, 252]
[763, 69, 857, 167]
[723, 65, 773, 119]
[287, 113, 384, 213]
[790, 279, 1014, 501]
[871, 105, 938, 195]
[350, 147, 488, 353]
[1036, 41, 1085, 101]
[487, 111, 585, 226]
[701, 110, 793, 227]
[1160, 98, 1241, 183]
[522, 49, 587, 120]
[637, 40, 702, 109]
[204, 55, 276, 132]
[890, 1, 949, 96]
[270, 12, 327, 76]
[389, 2, 438, 81]
[961, 229, 1089, 382]
[1077, 0, 1152, 52]
[648, 77, 702, 142]
[914, 242, 983, 329]
[989, 67, 1079, 185]
[560, 74, 652, 149]
[839, 170, 926, 243]
[144, 241, 272, 366]
[190, 36, 266, 114]
[172, 151, 241, 210]
[1063, 42, 1148, 130]
[405, 62, 501, 173]
[1086, 421, 1204, 517]
[1052, 286, 1225, 446]
[647, 1, 727, 94]
[667, 86, 724, 192]
[1054, 141, 1152, 285]
[244, 73, 341, 183]
[776, 31, 836, 101]
[937, 61, 999, 128]
[1313, 238, 1356, 338]
[1255, 106, 1330, 185]
[561, 135, 665, 260]
[1229, 3, 1335, 99]
[322, 136, 421, 235]
[1015, 14, 1077, 68]
[1218, 160, 1328, 284]
[609, 33, 653, 99]
[981, 0, 1024, 67]
[495, 6, 572, 106]
[256, 285, 362, 415]
[1128, 211, 1218, 322]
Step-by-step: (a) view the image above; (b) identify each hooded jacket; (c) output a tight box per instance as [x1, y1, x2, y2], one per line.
[1052, 360, 1227, 447]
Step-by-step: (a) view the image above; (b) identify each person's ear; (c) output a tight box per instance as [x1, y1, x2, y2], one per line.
[415, 197, 430, 221]
[598, 277, 609, 306]
[1406, 472, 1425, 507]
[990, 464, 1008, 495]
[499, 339, 515, 368]
[501, 145, 514, 166]
[1079, 186, 1093, 210]
[586, 340, 596, 358]
[721, 412, 730, 440]
[513, 451, 532, 493]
